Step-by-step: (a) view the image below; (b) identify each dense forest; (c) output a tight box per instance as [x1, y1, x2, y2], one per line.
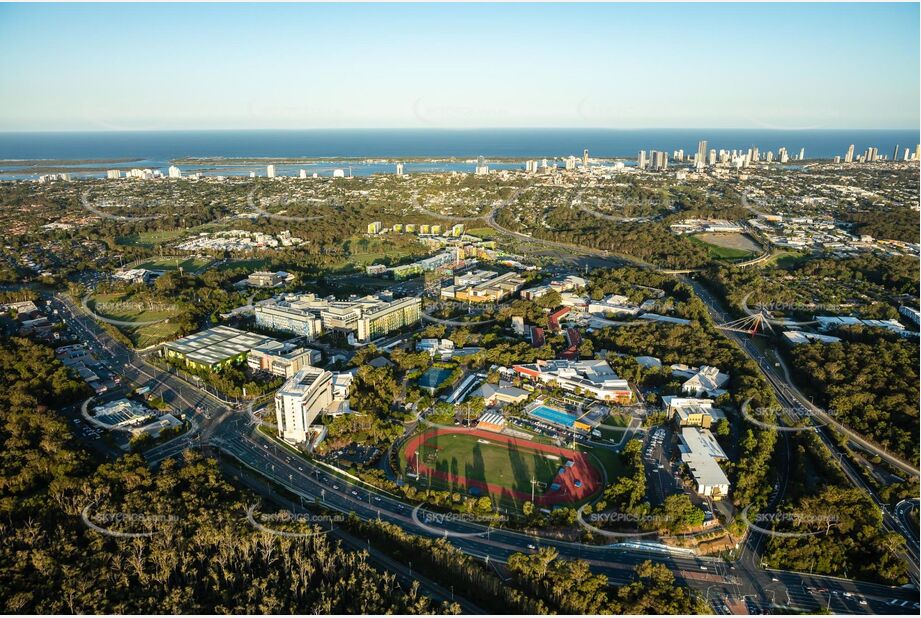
[0, 336, 451, 613]
[788, 336, 920, 464]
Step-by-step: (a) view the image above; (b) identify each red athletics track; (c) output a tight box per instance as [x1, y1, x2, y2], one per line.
[403, 428, 602, 506]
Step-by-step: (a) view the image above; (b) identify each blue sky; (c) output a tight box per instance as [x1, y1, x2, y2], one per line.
[0, 2, 918, 131]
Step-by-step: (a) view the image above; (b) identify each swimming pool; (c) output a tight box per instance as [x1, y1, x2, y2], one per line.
[530, 405, 577, 428]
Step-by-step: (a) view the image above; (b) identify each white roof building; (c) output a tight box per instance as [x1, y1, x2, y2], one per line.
[674, 365, 730, 397]
[678, 427, 730, 499]
[513, 359, 633, 403]
[275, 367, 333, 445]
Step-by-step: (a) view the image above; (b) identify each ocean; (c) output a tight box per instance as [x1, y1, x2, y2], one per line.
[0, 128, 917, 180]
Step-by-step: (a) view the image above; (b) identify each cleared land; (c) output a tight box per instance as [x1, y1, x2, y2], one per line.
[401, 428, 602, 508]
[690, 232, 760, 259]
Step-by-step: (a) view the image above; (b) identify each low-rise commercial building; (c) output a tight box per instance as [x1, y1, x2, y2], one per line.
[440, 270, 526, 303]
[677, 426, 730, 498]
[672, 364, 730, 397]
[163, 326, 275, 371]
[662, 396, 726, 429]
[512, 359, 633, 403]
[246, 341, 320, 378]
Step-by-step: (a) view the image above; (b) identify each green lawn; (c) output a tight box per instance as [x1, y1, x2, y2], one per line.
[88, 292, 184, 347]
[134, 257, 213, 273]
[401, 431, 561, 499]
[688, 235, 756, 260]
[586, 446, 627, 481]
[116, 230, 187, 247]
[215, 258, 276, 272]
[464, 227, 499, 240]
[770, 250, 809, 268]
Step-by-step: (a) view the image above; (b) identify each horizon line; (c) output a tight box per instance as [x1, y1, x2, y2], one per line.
[1, 127, 918, 135]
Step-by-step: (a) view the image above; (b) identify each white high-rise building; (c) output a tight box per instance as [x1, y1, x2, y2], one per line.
[798, 147, 805, 160]
[696, 140, 707, 171]
[168, 166, 181, 179]
[267, 164, 276, 178]
[565, 156, 577, 170]
[845, 144, 855, 163]
[637, 151, 647, 169]
[275, 367, 333, 444]
[904, 148, 911, 161]
[299, 169, 308, 179]
[396, 162, 404, 175]
[106, 169, 121, 180]
[582, 149, 589, 167]
[915, 144, 920, 160]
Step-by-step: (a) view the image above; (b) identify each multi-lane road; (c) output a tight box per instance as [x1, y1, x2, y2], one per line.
[56, 288, 921, 614]
[685, 277, 921, 586]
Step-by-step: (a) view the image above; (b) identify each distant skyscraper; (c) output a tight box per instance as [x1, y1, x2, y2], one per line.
[708, 149, 716, 165]
[475, 156, 489, 175]
[299, 169, 307, 179]
[798, 147, 805, 160]
[637, 151, 647, 169]
[396, 162, 404, 175]
[582, 149, 589, 167]
[915, 144, 920, 160]
[267, 164, 276, 178]
[106, 169, 121, 180]
[834, 156, 841, 164]
[695, 140, 707, 171]
[893, 145, 900, 161]
[565, 156, 576, 170]
[845, 144, 855, 163]
[168, 165, 181, 179]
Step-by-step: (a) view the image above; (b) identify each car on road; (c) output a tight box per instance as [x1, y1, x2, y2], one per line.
[526, 544, 536, 550]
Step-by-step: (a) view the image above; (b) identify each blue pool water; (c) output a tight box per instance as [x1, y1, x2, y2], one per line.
[530, 405, 577, 428]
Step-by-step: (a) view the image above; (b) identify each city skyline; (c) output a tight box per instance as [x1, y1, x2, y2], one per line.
[1, 2, 919, 132]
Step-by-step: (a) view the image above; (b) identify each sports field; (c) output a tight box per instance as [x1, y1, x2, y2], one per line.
[689, 232, 760, 260]
[134, 256, 214, 273]
[401, 428, 602, 507]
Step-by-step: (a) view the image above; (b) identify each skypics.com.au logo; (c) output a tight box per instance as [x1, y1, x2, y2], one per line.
[81, 503, 179, 538]
[245, 504, 345, 538]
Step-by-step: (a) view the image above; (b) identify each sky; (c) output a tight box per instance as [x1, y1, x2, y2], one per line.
[0, 2, 918, 131]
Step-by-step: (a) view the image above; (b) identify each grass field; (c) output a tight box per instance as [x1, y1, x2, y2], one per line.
[116, 230, 188, 247]
[134, 256, 214, 273]
[689, 233, 759, 260]
[88, 292, 183, 348]
[400, 428, 603, 509]
[215, 258, 276, 272]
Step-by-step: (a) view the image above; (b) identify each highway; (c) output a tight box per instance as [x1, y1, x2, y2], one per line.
[685, 277, 921, 586]
[55, 288, 921, 614]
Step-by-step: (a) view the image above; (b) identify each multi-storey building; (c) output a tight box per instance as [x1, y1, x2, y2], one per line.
[275, 367, 333, 444]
